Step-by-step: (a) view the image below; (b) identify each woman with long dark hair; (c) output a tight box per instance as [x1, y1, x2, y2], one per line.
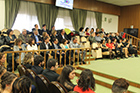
[74, 69, 96, 93]
[58, 65, 75, 92]
[12, 76, 32, 93]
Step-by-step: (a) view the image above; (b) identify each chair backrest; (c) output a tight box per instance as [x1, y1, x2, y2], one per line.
[25, 69, 37, 81]
[81, 36, 87, 42]
[49, 81, 68, 93]
[13, 29, 21, 38]
[1, 29, 8, 33]
[92, 43, 98, 49]
[84, 41, 90, 48]
[35, 74, 51, 93]
[17, 65, 27, 76]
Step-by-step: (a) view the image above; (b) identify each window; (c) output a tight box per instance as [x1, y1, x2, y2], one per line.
[12, 1, 40, 32]
[85, 11, 97, 31]
[54, 8, 74, 31]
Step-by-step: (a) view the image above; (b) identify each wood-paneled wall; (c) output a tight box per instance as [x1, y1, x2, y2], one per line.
[22, 0, 120, 15]
[119, 4, 140, 38]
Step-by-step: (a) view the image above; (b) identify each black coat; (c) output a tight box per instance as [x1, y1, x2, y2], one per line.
[31, 34, 42, 44]
[40, 42, 52, 50]
[42, 68, 59, 82]
[31, 66, 43, 74]
[57, 34, 69, 43]
[40, 29, 49, 35]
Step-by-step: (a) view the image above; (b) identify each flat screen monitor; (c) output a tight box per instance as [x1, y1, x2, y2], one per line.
[124, 28, 138, 37]
[55, 0, 74, 10]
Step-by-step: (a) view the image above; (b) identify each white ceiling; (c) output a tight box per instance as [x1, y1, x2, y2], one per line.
[97, 0, 140, 6]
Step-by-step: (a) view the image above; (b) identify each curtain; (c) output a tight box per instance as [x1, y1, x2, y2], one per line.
[69, 8, 87, 31]
[85, 11, 97, 31]
[35, 3, 59, 30]
[5, 0, 20, 29]
[12, 1, 40, 32]
[55, 8, 74, 31]
[95, 12, 102, 30]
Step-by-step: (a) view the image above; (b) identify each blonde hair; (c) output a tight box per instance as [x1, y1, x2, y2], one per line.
[51, 30, 57, 36]
[42, 32, 47, 38]
[23, 53, 33, 64]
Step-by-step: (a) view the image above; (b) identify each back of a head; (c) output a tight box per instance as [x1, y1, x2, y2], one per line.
[12, 76, 32, 93]
[112, 78, 129, 93]
[1, 72, 17, 90]
[23, 53, 33, 65]
[34, 55, 44, 66]
[59, 65, 74, 84]
[78, 69, 95, 91]
[47, 58, 57, 70]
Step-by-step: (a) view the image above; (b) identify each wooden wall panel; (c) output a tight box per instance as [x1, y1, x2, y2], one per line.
[22, 0, 120, 15]
[119, 5, 140, 38]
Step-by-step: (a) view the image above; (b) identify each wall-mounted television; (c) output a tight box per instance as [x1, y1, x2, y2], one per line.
[124, 28, 138, 37]
[55, 0, 74, 10]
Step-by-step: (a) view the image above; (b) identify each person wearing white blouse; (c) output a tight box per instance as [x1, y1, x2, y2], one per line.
[27, 38, 39, 55]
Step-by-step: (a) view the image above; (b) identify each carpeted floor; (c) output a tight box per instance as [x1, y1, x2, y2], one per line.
[80, 56, 140, 84]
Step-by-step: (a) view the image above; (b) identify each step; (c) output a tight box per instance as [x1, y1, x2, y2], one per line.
[71, 76, 111, 93]
[75, 69, 140, 93]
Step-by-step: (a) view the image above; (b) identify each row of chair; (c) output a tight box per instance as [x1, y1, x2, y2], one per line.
[17, 65, 68, 93]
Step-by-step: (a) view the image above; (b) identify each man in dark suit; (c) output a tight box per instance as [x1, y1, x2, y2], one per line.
[57, 29, 70, 43]
[31, 55, 44, 74]
[32, 24, 42, 35]
[42, 58, 59, 82]
[40, 36, 52, 67]
[115, 33, 122, 43]
[99, 28, 106, 36]
[40, 24, 49, 35]
[31, 28, 42, 45]
[51, 38, 64, 65]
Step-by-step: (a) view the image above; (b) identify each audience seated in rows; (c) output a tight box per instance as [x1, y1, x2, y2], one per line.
[112, 78, 129, 93]
[58, 65, 75, 92]
[23, 53, 34, 69]
[14, 39, 26, 63]
[31, 55, 44, 74]
[74, 69, 96, 93]
[42, 58, 59, 82]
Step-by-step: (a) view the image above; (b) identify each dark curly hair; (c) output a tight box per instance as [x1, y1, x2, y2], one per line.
[78, 69, 95, 91]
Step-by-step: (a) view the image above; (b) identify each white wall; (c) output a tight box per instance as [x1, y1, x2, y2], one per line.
[102, 13, 118, 33]
[0, 0, 5, 30]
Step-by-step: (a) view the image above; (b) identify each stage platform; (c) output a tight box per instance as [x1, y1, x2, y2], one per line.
[74, 56, 140, 93]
